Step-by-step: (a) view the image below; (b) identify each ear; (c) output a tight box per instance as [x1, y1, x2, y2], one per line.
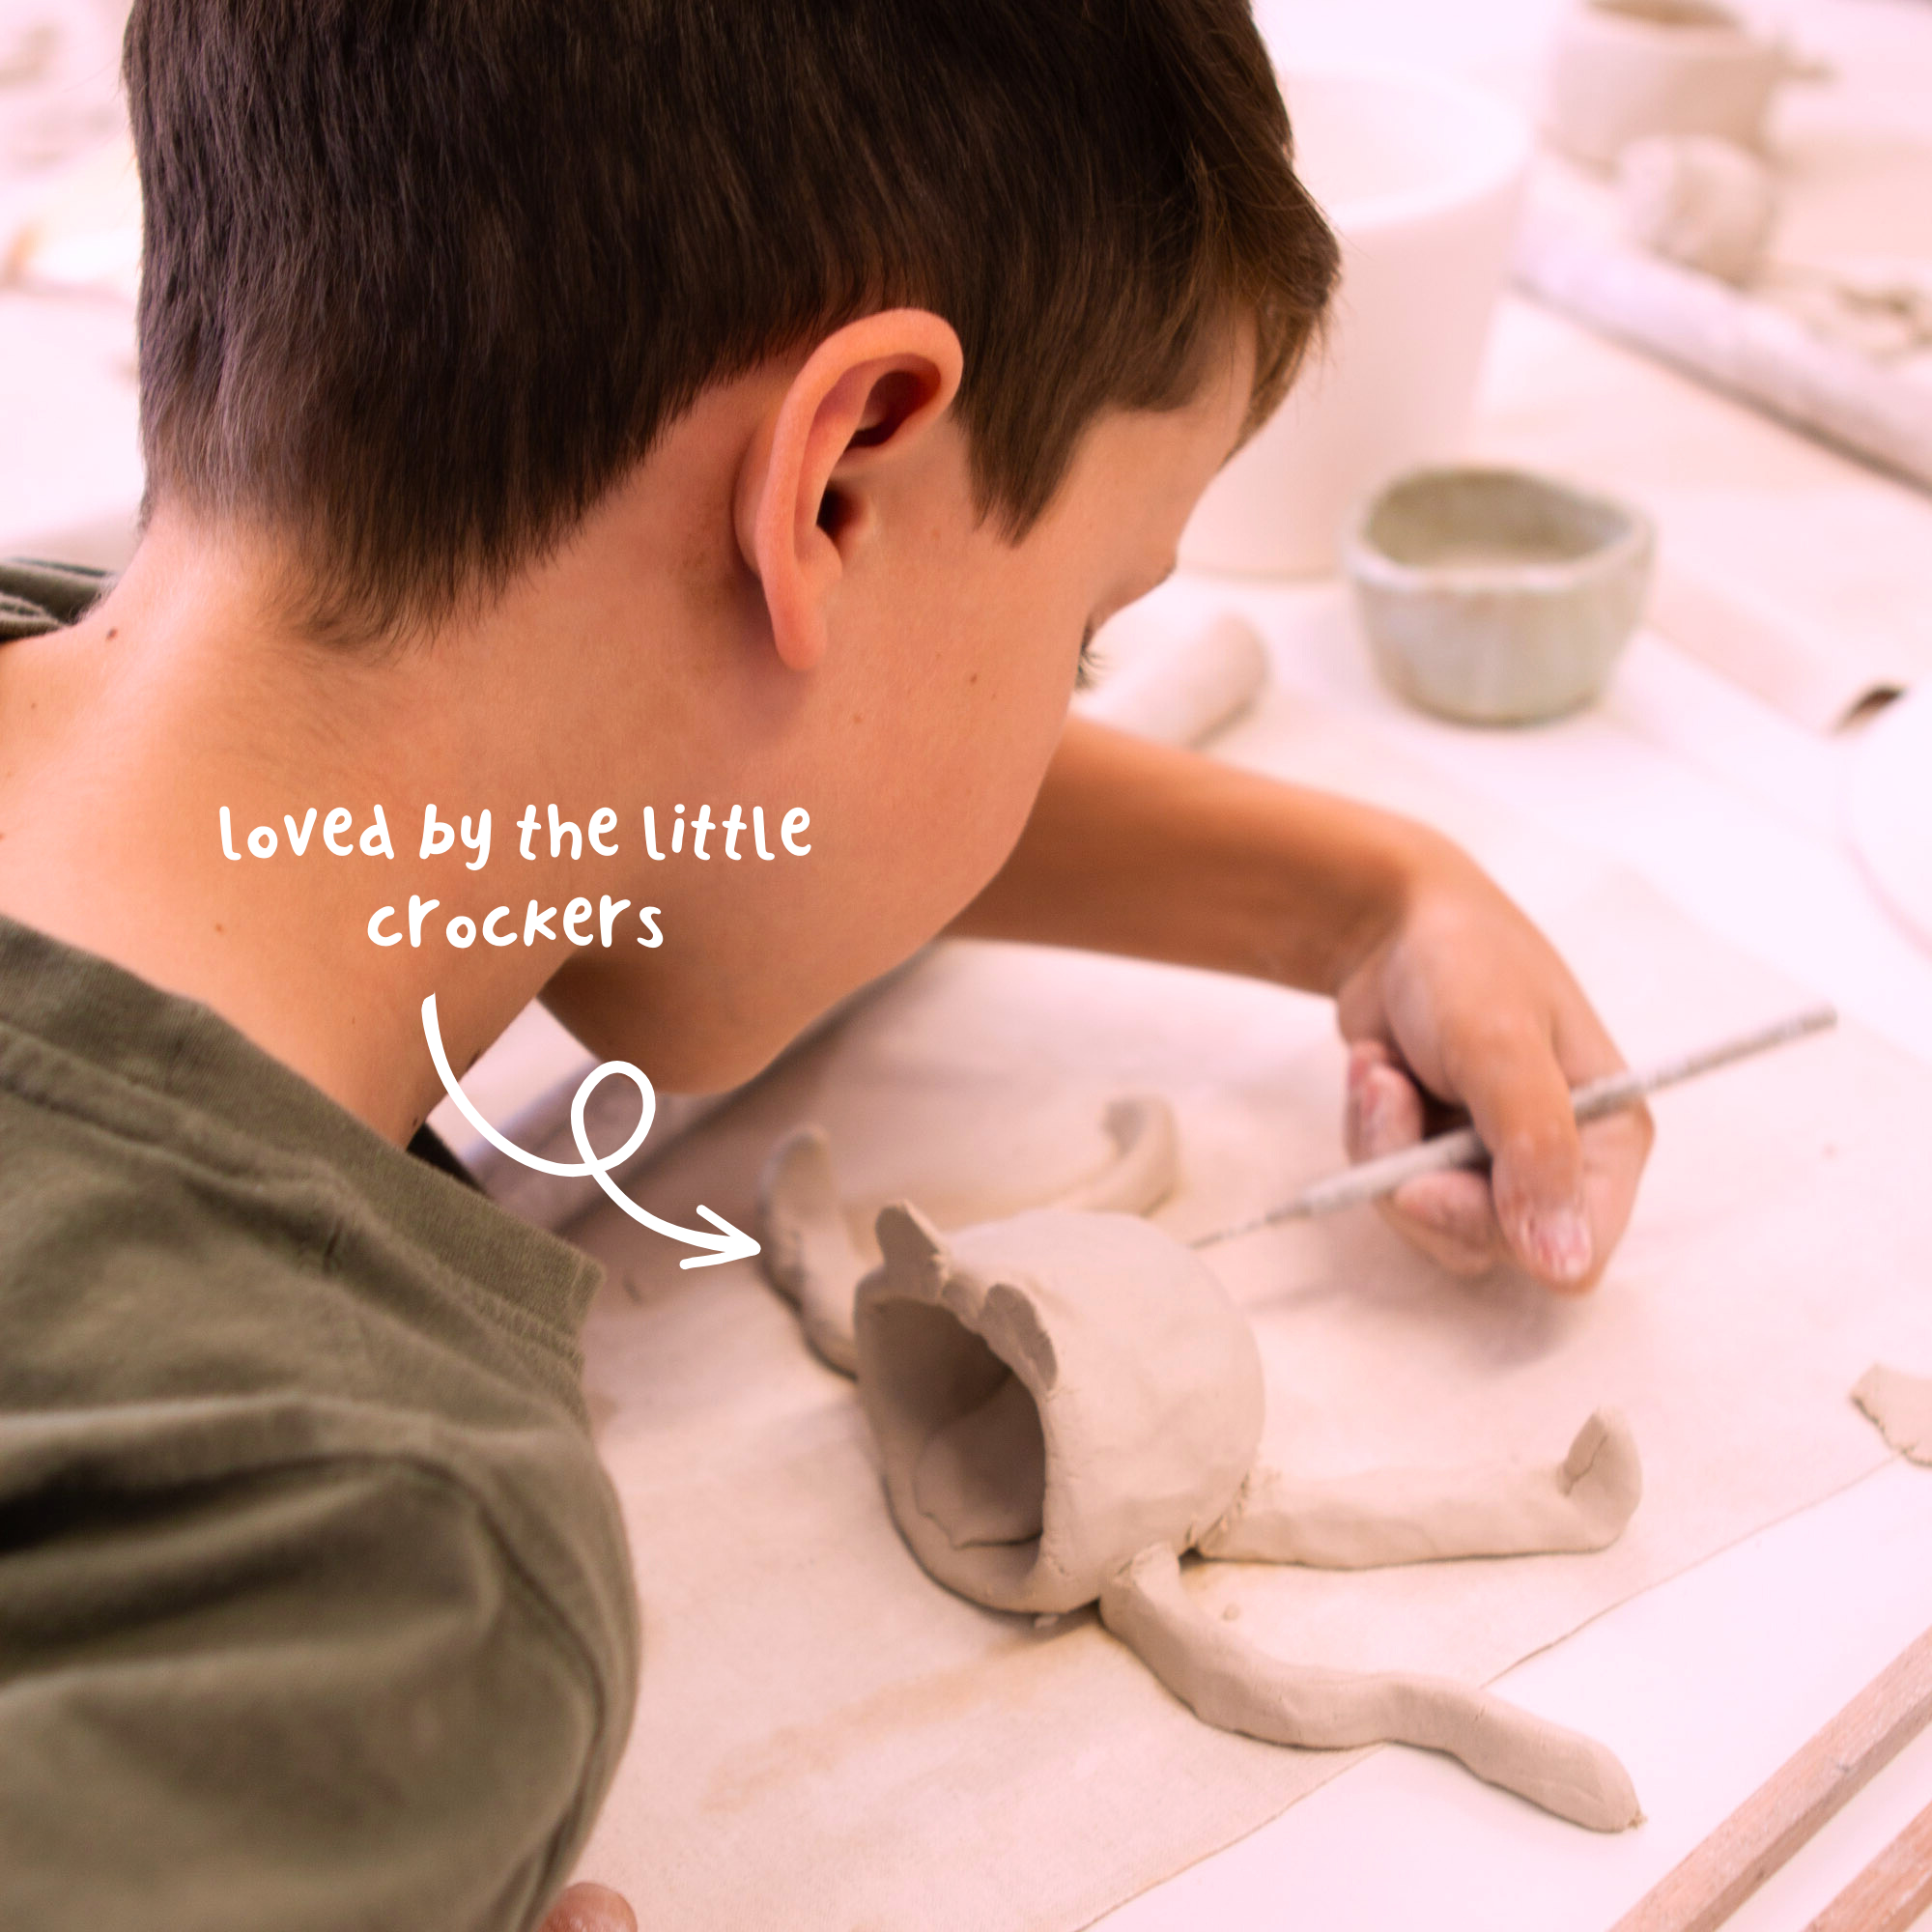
[875, 1202, 951, 1283]
[735, 309, 963, 672]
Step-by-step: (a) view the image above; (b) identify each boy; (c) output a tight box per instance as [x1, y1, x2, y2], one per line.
[0, 2, 1650, 1926]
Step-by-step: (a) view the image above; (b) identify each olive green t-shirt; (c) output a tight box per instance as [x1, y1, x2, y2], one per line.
[0, 565, 639, 1930]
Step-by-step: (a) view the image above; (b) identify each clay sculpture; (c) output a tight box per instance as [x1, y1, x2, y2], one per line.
[759, 1122, 1645, 1831]
[759, 1096, 1179, 1374]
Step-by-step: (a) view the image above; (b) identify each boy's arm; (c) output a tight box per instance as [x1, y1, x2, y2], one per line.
[948, 715, 1650, 1291]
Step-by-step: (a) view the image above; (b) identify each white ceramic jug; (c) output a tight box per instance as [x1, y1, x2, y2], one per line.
[1178, 66, 1530, 580]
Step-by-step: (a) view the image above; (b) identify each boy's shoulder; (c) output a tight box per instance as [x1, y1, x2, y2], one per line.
[0, 906, 611, 1455]
[0, 908, 640, 1927]
[0, 556, 111, 640]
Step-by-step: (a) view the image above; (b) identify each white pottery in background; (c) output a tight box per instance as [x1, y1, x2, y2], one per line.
[1545, 0, 1823, 169]
[1344, 465, 1655, 725]
[1178, 66, 1531, 582]
[1616, 132, 1779, 284]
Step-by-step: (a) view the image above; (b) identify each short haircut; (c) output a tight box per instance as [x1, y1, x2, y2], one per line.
[127, 1, 1338, 639]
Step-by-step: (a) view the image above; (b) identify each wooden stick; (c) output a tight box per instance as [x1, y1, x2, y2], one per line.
[1610, 1624, 1932, 1932]
[1804, 1798, 1932, 1932]
[1193, 1004, 1837, 1251]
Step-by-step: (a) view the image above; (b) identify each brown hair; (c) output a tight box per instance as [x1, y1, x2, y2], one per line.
[126, 0, 1336, 640]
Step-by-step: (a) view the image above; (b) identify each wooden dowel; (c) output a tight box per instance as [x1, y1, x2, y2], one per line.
[1610, 1624, 1932, 1932]
[1804, 1797, 1932, 1932]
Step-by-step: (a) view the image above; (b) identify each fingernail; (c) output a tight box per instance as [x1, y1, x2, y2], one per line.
[1526, 1203, 1593, 1283]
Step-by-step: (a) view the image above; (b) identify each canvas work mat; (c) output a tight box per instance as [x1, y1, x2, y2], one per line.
[568, 686, 1932, 1929]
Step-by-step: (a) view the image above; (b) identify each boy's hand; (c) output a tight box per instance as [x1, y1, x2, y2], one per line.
[1333, 851, 1651, 1292]
[949, 716, 1651, 1292]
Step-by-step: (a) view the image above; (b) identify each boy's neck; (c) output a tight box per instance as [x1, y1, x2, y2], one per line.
[0, 507, 706, 1142]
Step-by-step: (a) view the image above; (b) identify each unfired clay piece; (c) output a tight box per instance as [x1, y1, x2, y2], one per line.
[1513, 203, 1932, 494]
[1765, 259, 1932, 365]
[1853, 1364, 1932, 1465]
[1617, 134, 1776, 285]
[1073, 613, 1270, 749]
[767, 1125, 1644, 1831]
[758, 1095, 1178, 1374]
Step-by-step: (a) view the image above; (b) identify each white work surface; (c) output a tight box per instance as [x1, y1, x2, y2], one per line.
[1097, 7, 1932, 1925]
[4, 2, 1931, 1927]
[1085, 441, 1932, 1929]
[1102, 7, 1932, 1928]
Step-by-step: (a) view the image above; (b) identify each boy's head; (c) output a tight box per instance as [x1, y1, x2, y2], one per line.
[126, 0, 1337, 644]
[118, 0, 1338, 1092]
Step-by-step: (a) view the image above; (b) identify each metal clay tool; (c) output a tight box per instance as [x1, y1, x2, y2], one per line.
[1193, 1004, 1838, 1252]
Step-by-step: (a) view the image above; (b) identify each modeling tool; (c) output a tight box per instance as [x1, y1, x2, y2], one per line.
[1193, 1004, 1837, 1251]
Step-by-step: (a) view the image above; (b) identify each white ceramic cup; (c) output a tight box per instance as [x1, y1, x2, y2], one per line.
[1544, 0, 1816, 169]
[1178, 66, 1531, 581]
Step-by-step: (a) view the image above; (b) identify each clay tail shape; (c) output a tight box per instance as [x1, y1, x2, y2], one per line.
[1044, 1095, 1179, 1216]
[755, 1125, 863, 1375]
[1198, 1409, 1642, 1568]
[1097, 1545, 1641, 1833]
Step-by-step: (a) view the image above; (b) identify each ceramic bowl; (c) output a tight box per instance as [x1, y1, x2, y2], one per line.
[1344, 466, 1654, 724]
[1178, 65, 1531, 579]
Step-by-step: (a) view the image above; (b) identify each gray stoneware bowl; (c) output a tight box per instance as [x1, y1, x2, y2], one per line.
[1344, 466, 1654, 724]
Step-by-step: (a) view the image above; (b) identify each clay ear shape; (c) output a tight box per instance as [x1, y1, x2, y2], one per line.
[875, 1202, 950, 1278]
[756, 1099, 1179, 1378]
[755, 1124, 868, 1374]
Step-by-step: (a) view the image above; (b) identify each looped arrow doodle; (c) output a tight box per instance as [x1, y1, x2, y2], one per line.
[420, 994, 759, 1268]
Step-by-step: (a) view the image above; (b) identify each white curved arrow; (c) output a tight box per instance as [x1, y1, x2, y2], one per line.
[421, 994, 759, 1269]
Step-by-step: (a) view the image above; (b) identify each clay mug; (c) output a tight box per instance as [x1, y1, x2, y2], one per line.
[1545, 0, 1829, 169]
[854, 1205, 1264, 1616]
